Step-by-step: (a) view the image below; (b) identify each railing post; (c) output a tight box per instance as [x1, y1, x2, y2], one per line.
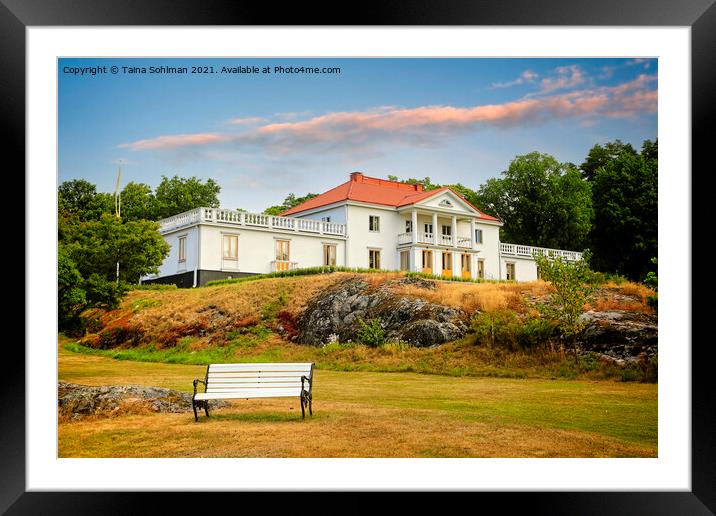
[411, 209, 418, 245]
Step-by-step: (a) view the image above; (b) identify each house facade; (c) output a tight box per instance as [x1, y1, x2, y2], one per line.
[141, 172, 582, 287]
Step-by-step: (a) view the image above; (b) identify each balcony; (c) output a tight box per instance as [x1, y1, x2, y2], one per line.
[159, 207, 347, 237]
[397, 232, 474, 249]
[500, 243, 583, 261]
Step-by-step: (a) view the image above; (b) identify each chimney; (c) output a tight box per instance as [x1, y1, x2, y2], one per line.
[415, 183, 424, 192]
[350, 171, 364, 182]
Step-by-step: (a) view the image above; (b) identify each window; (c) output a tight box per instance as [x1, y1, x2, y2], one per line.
[223, 234, 238, 260]
[321, 216, 331, 223]
[405, 220, 412, 233]
[475, 229, 483, 244]
[424, 223, 433, 234]
[441, 225, 451, 236]
[369, 249, 381, 269]
[275, 240, 290, 261]
[178, 236, 186, 262]
[478, 259, 485, 279]
[323, 244, 337, 266]
[400, 251, 410, 271]
[506, 262, 516, 281]
[369, 215, 380, 232]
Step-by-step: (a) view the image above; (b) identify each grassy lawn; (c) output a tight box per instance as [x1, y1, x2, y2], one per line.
[58, 338, 657, 458]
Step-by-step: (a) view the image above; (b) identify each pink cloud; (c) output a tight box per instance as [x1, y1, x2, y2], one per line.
[226, 116, 267, 125]
[119, 133, 232, 151]
[119, 74, 657, 155]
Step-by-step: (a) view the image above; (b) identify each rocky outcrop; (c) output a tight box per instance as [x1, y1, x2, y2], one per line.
[294, 276, 468, 347]
[577, 310, 658, 364]
[58, 382, 229, 419]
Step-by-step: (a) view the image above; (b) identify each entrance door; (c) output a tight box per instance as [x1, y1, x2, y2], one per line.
[441, 252, 452, 277]
[422, 250, 433, 274]
[461, 254, 471, 279]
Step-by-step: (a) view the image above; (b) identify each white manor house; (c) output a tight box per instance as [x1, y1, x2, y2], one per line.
[141, 172, 583, 287]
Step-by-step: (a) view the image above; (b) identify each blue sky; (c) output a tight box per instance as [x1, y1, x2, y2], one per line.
[58, 58, 657, 212]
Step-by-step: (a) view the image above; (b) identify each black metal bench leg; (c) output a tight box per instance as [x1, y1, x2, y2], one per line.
[192, 399, 198, 422]
[309, 395, 313, 416]
[204, 401, 210, 418]
[300, 395, 305, 419]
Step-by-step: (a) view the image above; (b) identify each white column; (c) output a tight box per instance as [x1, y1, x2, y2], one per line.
[451, 216, 458, 248]
[452, 251, 460, 278]
[433, 249, 439, 275]
[411, 209, 418, 244]
[470, 218, 476, 249]
[472, 253, 478, 279]
[432, 212, 438, 245]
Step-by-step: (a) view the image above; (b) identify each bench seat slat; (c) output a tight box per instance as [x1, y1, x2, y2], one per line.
[195, 389, 304, 400]
[208, 363, 312, 372]
[207, 371, 308, 379]
[207, 382, 305, 390]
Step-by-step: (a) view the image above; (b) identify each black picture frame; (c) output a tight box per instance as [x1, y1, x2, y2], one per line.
[7, 0, 712, 513]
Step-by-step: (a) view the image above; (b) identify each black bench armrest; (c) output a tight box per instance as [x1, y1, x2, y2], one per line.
[193, 379, 206, 396]
[301, 375, 312, 393]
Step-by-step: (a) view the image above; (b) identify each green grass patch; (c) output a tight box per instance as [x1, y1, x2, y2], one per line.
[126, 283, 178, 291]
[130, 298, 162, 312]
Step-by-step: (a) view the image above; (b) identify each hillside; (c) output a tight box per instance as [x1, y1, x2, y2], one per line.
[67, 272, 657, 381]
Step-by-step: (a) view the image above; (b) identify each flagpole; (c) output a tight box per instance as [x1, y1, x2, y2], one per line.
[115, 162, 122, 284]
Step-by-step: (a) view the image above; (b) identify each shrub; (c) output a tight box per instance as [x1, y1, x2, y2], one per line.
[357, 318, 386, 347]
[471, 310, 555, 350]
[533, 250, 598, 356]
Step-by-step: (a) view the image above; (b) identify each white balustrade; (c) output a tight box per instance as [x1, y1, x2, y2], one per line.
[418, 232, 433, 244]
[500, 242, 582, 261]
[397, 232, 413, 245]
[457, 237, 472, 248]
[158, 207, 346, 237]
[439, 234, 453, 246]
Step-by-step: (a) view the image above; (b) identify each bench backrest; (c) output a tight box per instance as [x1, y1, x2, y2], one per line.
[204, 363, 314, 394]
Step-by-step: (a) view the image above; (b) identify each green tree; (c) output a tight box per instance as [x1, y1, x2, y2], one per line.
[264, 192, 318, 215]
[62, 213, 170, 284]
[589, 147, 657, 280]
[474, 152, 593, 250]
[58, 245, 126, 334]
[580, 139, 637, 181]
[154, 175, 221, 219]
[58, 179, 114, 221]
[534, 250, 598, 358]
[120, 181, 158, 221]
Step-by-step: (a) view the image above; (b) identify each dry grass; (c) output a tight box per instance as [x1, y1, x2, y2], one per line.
[391, 280, 545, 315]
[58, 340, 657, 458]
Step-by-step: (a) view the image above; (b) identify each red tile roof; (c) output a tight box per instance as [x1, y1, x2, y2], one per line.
[279, 172, 500, 221]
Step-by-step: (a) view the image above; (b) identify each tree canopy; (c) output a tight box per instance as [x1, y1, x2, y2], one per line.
[263, 192, 319, 215]
[588, 140, 657, 280]
[474, 152, 593, 250]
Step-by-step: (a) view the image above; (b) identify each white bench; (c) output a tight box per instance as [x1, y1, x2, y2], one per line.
[192, 362, 314, 421]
